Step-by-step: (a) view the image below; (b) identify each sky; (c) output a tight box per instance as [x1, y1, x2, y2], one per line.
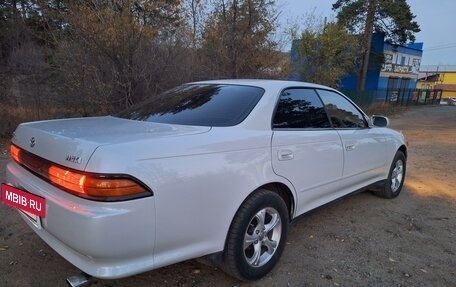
[276, 0, 456, 67]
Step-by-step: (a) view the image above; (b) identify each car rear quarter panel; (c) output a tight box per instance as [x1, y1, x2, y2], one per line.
[85, 128, 296, 270]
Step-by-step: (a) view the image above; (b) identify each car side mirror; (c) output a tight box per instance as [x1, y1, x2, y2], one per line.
[372, 115, 389, 127]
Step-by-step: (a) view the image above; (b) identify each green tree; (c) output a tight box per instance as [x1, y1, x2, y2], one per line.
[293, 22, 360, 88]
[332, 0, 420, 91]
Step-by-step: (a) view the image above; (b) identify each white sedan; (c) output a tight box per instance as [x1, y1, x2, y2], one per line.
[3, 80, 406, 281]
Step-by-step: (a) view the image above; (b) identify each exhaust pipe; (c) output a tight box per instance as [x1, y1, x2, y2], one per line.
[66, 272, 93, 287]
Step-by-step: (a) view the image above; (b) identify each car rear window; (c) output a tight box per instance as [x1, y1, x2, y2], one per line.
[117, 84, 264, 127]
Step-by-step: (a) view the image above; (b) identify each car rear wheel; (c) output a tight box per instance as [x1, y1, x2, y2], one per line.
[374, 150, 406, 198]
[222, 189, 289, 281]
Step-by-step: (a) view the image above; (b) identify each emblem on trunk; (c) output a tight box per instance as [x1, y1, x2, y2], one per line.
[66, 155, 82, 164]
[30, 137, 36, 148]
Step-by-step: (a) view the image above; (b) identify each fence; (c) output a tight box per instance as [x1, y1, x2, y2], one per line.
[341, 89, 443, 108]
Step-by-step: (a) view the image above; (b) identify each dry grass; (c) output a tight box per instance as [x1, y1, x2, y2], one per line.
[0, 104, 85, 139]
[1, 102, 433, 141]
[0, 106, 29, 139]
[362, 102, 409, 117]
[0, 138, 8, 155]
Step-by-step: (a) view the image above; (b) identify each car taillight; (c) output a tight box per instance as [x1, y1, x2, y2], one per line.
[10, 145, 151, 201]
[10, 145, 20, 162]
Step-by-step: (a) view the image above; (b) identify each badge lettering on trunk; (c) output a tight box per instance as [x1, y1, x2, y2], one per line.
[30, 137, 36, 148]
[66, 155, 82, 164]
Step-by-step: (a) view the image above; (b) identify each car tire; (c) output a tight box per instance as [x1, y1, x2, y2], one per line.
[374, 151, 406, 198]
[222, 189, 289, 281]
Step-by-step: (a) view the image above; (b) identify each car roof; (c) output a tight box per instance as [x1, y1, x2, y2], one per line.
[185, 79, 345, 130]
[188, 79, 337, 92]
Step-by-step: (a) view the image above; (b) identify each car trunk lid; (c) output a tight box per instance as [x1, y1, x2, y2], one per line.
[11, 116, 211, 170]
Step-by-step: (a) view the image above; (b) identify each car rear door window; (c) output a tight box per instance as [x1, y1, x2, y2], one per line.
[273, 88, 331, 129]
[316, 89, 367, 129]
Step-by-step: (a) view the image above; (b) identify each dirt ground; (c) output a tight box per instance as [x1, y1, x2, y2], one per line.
[1, 105, 455, 287]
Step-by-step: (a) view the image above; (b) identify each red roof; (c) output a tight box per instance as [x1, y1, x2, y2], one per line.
[434, 84, 456, 91]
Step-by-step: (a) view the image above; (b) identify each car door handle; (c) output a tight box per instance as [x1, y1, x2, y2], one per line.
[345, 144, 356, 151]
[278, 149, 294, 161]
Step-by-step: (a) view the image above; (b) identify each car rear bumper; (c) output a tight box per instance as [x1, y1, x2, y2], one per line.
[6, 161, 156, 279]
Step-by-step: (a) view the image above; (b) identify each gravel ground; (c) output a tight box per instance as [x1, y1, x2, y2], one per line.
[1, 105, 455, 287]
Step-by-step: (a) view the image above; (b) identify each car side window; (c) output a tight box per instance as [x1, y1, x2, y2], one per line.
[273, 88, 331, 129]
[316, 89, 367, 129]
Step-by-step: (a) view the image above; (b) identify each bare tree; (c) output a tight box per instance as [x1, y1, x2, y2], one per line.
[201, 0, 287, 79]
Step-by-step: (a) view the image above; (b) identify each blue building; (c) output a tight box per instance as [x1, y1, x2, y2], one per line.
[291, 32, 423, 103]
[340, 33, 423, 101]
